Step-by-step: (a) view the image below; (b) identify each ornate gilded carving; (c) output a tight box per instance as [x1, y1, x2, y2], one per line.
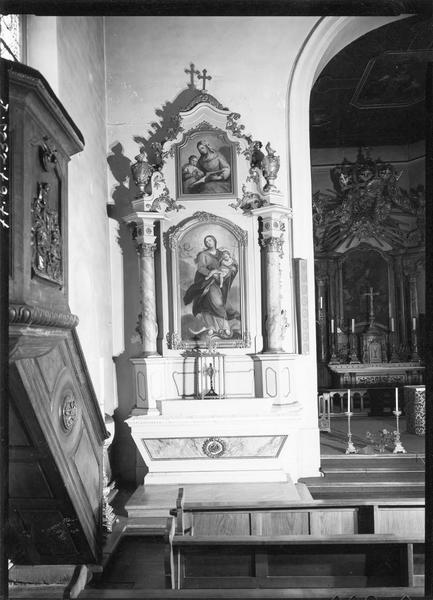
[313, 148, 424, 251]
[31, 182, 63, 285]
[202, 437, 226, 458]
[9, 303, 79, 328]
[61, 392, 78, 432]
[166, 211, 248, 250]
[230, 184, 267, 213]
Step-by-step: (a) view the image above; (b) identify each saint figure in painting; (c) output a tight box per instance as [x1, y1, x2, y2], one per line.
[183, 235, 238, 337]
[184, 140, 231, 194]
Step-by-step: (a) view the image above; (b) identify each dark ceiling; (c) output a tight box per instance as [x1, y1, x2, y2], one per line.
[310, 15, 433, 149]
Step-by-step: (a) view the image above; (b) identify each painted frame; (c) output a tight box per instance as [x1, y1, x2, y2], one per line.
[166, 212, 250, 349]
[176, 126, 237, 199]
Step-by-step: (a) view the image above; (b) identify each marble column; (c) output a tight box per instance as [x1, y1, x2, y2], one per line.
[253, 205, 292, 353]
[124, 211, 167, 357]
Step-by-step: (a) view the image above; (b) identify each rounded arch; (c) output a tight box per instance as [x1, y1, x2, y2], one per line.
[287, 15, 407, 256]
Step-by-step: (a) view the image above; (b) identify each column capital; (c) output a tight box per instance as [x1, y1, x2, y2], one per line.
[124, 211, 168, 247]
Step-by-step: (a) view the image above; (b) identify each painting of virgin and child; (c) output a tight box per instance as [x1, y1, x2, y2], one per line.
[179, 224, 242, 342]
[179, 132, 234, 196]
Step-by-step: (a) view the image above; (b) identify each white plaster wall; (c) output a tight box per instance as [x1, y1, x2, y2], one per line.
[26, 16, 117, 416]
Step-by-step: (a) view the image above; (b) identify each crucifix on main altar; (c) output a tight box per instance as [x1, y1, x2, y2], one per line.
[363, 286, 379, 328]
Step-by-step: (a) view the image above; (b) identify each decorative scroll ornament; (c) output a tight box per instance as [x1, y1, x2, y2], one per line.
[61, 392, 78, 432]
[230, 184, 267, 213]
[31, 182, 63, 285]
[133, 170, 184, 213]
[202, 437, 226, 458]
[313, 148, 425, 252]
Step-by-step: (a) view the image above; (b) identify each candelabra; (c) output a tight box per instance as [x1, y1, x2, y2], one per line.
[329, 329, 339, 364]
[348, 332, 360, 364]
[345, 390, 357, 455]
[410, 328, 420, 362]
[392, 409, 407, 454]
[389, 331, 400, 363]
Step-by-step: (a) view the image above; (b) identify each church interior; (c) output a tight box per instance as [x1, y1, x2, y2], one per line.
[1, 10, 430, 599]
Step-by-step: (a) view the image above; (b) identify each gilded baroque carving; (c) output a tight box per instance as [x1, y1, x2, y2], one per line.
[9, 303, 79, 328]
[31, 182, 63, 285]
[313, 148, 425, 251]
[230, 183, 268, 213]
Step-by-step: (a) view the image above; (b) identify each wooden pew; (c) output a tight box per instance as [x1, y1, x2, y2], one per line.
[167, 488, 424, 592]
[171, 488, 424, 538]
[169, 530, 423, 591]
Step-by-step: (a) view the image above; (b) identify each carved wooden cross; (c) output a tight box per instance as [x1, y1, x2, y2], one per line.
[185, 63, 200, 89]
[363, 286, 379, 319]
[197, 68, 212, 91]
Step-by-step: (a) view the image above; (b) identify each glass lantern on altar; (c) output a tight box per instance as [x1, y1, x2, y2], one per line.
[196, 338, 225, 400]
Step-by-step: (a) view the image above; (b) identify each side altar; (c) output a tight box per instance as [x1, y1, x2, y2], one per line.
[123, 74, 319, 488]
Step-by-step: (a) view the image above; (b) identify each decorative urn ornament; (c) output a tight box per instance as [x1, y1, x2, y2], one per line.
[262, 142, 280, 192]
[131, 147, 153, 198]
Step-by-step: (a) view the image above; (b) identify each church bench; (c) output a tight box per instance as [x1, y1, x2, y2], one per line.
[167, 526, 424, 591]
[171, 488, 424, 538]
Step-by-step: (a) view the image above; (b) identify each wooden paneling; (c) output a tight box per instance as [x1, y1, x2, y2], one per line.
[254, 511, 309, 536]
[375, 507, 425, 536]
[310, 509, 358, 535]
[192, 513, 250, 536]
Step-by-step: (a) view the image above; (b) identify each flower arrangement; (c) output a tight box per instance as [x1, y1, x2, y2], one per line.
[365, 428, 397, 453]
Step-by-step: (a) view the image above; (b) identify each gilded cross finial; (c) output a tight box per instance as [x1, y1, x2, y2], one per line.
[197, 68, 212, 92]
[185, 63, 200, 89]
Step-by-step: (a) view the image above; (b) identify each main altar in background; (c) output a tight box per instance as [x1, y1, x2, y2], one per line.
[122, 69, 318, 491]
[313, 148, 425, 399]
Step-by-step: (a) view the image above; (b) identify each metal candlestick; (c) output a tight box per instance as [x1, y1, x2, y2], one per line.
[389, 331, 400, 363]
[345, 394, 357, 454]
[329, 330, 339, 364]
[410, 329, 420, 362]
[348, 331, 360, 364]
[392, 409, 407, 454]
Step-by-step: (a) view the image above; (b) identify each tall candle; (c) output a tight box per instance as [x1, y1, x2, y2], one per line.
[347, 388, 351, 413]
[331, 319, 334, 333]
[391, 317, 395, 332]
[395, 387, 398, 412]
[351, 318, 355, 333]
[412, 317, 416, 331]
[320, 297, 323, 309]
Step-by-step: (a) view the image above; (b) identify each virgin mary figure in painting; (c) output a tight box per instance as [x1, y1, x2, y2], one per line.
[183, 235, 238, 337]
[185, 140, 231, 194]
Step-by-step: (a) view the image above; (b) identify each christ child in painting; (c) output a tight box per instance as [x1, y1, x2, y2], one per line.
[206, 248, 236, 288]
